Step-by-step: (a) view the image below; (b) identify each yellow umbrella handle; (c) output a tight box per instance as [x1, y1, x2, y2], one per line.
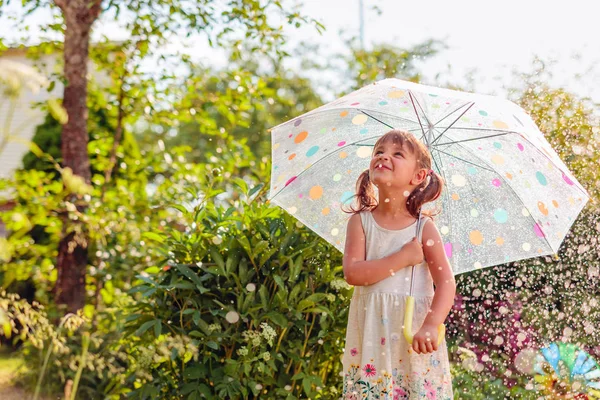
[403, 296, 445, 346]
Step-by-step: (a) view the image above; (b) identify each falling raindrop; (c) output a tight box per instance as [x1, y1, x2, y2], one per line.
[225, 311, 239, 323]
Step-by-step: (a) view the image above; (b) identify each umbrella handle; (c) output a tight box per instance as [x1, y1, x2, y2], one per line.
[403, 296, 445, 347]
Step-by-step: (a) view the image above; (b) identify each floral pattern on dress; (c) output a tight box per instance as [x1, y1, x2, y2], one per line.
[341, 357, 453, 400]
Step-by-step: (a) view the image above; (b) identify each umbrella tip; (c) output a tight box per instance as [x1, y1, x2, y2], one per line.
[552, 253, 560, 261]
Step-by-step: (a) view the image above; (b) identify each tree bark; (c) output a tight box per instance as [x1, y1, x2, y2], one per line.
[53, 0, 103, 313]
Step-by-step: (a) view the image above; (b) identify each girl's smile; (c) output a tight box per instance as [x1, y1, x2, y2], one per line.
[375, 163, 392, 170]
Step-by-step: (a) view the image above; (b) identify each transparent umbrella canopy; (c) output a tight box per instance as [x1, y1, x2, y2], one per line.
[268, 78, 590, 276]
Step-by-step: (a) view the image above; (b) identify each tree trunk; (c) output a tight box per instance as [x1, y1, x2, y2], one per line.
[53, 0, 102, 313]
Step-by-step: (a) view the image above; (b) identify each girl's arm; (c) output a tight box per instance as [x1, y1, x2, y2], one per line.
[343, 213, 424, 286]
[412, 218, 456, 354]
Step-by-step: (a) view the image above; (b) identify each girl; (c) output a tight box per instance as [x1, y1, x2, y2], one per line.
[341, 129, 456, 399]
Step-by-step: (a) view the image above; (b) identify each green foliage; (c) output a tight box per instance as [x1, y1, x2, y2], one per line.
[21, 113, 62, 175]
[347, 39, 446, 90]
[122, 176, 351, 399]
[0, 290, 132, 399]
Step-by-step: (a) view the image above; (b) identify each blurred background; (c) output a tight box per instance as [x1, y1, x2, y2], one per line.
[0, 1, 599, 398]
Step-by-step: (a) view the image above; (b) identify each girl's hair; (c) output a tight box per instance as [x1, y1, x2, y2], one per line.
[342, 129, 444, 218]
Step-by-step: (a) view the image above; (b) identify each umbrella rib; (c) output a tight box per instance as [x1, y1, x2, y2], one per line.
[409, 90, 434, 128]
[433, 101, 473, 127]
[434, 148, 496, 173]
[435, 132, 511, 147]
[408, 91, 428, 141]
[357, 109, 395, 129]
[430, 102, 475, 146]
[436, 126, 519, 134]
[429, 145, 455, 273]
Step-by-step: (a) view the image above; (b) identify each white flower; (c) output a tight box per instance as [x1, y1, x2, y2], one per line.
[260, 322, 277, 347]
[0, 59, 48, 97]
[242, 330, 262, 347]
[330, 278, 351, 292]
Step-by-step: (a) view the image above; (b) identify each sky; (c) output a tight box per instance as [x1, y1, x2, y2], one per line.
[1, 0, 599, 106]
[294, 0, 600, 104]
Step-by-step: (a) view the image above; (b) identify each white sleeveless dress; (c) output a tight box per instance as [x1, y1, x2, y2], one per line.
[341, 211, 454, 400]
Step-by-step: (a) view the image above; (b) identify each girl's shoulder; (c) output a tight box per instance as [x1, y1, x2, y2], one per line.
[420, 215, 444, 242]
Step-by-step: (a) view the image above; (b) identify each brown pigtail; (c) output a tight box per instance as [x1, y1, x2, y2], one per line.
[406, 170, 444, 218]
[342, 168, 378, 214]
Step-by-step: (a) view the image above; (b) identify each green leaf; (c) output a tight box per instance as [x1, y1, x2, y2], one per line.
[142, 232, 165, 243]
[291, 371, 305, 380]
[302, 377, 312, 397]
[206, 340, 219, 350]
[232, 177, 248, 196]
[135, 275, 158, 287]
[288, 283, 304, 304]
[193, 313, 211, 335]
[225, 253, 238, 275]
[304, 293, 328, 303]
[209, 247, 225, 272]
[175, 264, 206, 288]
[264, 311, 288, 328]
[144, 266, 161, 274]
[135, 320, 156, 337]
[248, 183, 263, 198]
[289, 256, 302, 282]
[170, 204, 189, 214]
[258, 284, 269, 310]
[273, 275, 286, 292]
[197, 384, 212, 397]
[297, 299, 315, 312]
[154, 320, 162, 337]
[238, 258, 249, 283]
[241, 292, 255, 314]
[237, 236, 252, 257]
[259, 247, 277, 266]
[224, 206, 235, 218]
[47, 98, 68, 124]
[185, 365, 205, 380]
[181, 383, 197, 395]
[253, 240, 269, 255]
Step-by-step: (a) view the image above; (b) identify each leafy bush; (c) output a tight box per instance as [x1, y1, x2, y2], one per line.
[122, 178, 352, 399]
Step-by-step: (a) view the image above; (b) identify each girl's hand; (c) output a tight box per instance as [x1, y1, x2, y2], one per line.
[412, 323, 439, 354]
[401, 237, 424, 267]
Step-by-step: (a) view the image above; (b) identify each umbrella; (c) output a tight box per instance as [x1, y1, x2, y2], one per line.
[267, 78, 590, 343]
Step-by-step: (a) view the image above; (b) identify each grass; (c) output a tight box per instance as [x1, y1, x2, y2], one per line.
[0, 347, 24, 386]
[0, 346, 54, 400]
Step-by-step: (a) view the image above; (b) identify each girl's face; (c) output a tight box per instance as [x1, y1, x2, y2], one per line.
[370, 141, 419, 190]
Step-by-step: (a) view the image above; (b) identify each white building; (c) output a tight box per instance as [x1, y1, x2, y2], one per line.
[0, 45, 110, 237]
[0, 47, 64, 180]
